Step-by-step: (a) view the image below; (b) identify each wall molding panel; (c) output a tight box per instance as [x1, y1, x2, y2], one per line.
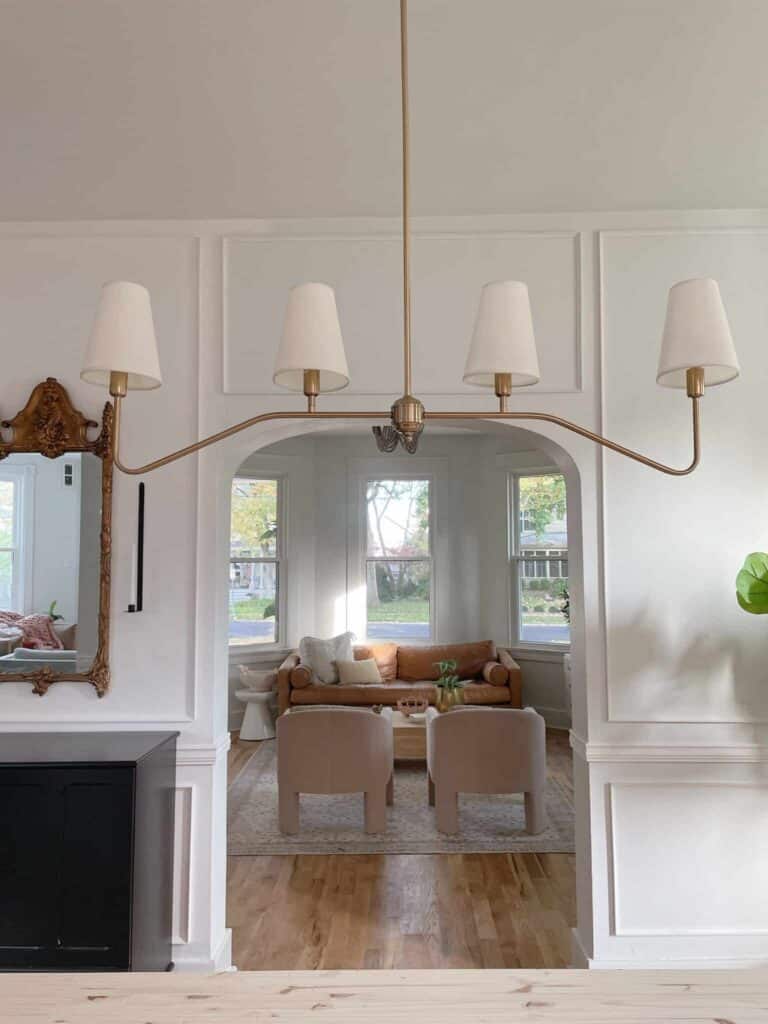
[221, 227, 583, 398]
[3, 210, 768, 971]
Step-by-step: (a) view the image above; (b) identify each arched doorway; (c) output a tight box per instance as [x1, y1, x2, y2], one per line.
[211, 417, 590, 970]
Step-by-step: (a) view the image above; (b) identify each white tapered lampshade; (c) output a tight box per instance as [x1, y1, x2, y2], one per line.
[273, 282, 350, 392]
[81, 281, 162, 390]
[463, 281, 540, 387]
[657, 278, 739, 388]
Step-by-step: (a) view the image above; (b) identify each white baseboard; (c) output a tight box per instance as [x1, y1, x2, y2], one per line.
[172, 929, 233, 973]
[584, 955, 768, 969]
[572, 929, 768, 969]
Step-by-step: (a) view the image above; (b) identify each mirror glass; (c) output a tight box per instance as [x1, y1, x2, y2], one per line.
[0, 452, 102, 676]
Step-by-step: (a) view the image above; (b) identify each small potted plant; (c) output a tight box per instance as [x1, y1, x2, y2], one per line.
[736, 552, 768, 614]
[435, 658, 463, 712]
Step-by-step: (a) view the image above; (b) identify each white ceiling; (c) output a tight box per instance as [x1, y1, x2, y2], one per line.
[2, 0, 767, 220]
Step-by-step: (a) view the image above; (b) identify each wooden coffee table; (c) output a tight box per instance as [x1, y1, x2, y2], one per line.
[391, 709, 427, 761]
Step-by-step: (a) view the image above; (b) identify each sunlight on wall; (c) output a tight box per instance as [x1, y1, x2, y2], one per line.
[345, 584, 367, 639]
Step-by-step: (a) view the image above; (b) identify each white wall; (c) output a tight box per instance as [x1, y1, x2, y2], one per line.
[0, 209, 766, 971]
[228, 431, 571, 729]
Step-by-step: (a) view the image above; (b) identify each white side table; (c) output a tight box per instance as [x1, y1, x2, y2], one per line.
[236, 688, 276, 741]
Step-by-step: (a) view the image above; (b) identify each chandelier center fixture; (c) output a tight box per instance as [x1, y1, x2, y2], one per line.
[81, 0, 739, 475]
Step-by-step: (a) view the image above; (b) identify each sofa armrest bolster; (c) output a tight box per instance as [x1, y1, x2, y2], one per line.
[482, 660, 509, 686]
[290, 664, 313, 689]
[277, 652, 300, 716]
[498, 648, 523, 707]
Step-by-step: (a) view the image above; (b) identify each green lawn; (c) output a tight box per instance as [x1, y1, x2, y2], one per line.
[367, 597, 429, 623]
[230, 596, 275, 620]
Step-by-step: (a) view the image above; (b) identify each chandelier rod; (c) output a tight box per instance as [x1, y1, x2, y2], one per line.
[400, 0, 413, 397]
[109, 389, 700, 477]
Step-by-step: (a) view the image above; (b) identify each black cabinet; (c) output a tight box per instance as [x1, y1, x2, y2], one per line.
[0, 732, 177, 971]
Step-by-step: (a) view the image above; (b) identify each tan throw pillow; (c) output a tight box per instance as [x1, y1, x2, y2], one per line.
[482, 661, 510, 686]
[336, 658, 383, 685]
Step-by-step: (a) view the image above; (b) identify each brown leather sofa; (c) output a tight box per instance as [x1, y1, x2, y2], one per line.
[277, 640, 522, 716]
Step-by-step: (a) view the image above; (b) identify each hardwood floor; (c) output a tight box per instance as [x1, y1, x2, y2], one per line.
[227, 729, 576, 971]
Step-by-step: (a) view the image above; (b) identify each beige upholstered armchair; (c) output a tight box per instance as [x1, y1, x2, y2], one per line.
[426, 706, 547, 835]
[276, 707, 394, 834]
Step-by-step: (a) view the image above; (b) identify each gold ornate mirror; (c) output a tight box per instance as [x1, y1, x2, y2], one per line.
[0, 378, 113, 696]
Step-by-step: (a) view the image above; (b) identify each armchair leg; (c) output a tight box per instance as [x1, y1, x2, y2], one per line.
[435, 785, 459, 834]
[386, 774, 394, 806]
[364, 790, 386, 834]
[278, 789, 300, 834]
[428, 774, 435, 807]
[524, 790, 547, 834]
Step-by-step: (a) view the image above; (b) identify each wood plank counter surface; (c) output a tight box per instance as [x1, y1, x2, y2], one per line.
[2, 969, 767, 1023]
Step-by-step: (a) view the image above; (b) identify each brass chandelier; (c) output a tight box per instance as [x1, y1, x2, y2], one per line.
[81, 0, 739, 476]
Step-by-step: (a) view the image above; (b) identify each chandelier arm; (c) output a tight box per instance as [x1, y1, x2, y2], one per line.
[111, 397, 392, 476]
[112, 395, 699, 477]
[400, 0, 412, 397]
[424, 396, 702, 477]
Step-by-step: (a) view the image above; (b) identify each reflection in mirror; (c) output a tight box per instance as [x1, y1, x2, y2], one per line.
[0, 452, 102, 676]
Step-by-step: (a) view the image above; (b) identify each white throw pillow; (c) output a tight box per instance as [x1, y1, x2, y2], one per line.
[336, 658, 382, 685]
[299, 631, 355, 684]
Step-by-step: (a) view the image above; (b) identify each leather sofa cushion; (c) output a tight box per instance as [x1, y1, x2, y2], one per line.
[289, 680, 511, 707]
[397, 641, 497, 682]
[461, 682, 512, 705]
[354, 642, 398, 682]
[291, 681, 438, 706]
[482, 660, 509, 686]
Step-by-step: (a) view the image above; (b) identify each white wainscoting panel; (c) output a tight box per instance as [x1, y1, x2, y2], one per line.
[0, 232, 199, 723]
[172, 785, 193, 946]
[600, 229, 768, 724]
[610, 781, 768, 936]
[222, 231, 581, 396]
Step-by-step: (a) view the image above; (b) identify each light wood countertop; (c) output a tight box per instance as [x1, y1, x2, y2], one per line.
[2, 968, 767, 1022]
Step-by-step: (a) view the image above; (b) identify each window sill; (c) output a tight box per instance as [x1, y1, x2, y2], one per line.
[506, 644, 570, 663]
[229, 645, 291, 665]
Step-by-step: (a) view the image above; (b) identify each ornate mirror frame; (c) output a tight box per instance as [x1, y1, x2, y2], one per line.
[0, 378, 113, 696]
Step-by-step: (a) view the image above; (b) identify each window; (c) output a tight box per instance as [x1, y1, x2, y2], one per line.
[0, 467, 33, 613]
[0, 476, 19, 609]
[510, 473, 569, 646]
[229, 477, 281, 646]
[365, 478, 431, 641]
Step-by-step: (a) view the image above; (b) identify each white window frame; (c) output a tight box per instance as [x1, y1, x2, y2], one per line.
[508, 471, 570, 652]
[0, 464, 35, 614]
[228, 474, 285, 652]
[363, 474, 434, 644]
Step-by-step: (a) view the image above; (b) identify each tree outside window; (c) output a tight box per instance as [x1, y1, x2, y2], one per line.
[365, 478, 431, 640]
[229, 478, 280, 646]
[512, 473, 569, 645]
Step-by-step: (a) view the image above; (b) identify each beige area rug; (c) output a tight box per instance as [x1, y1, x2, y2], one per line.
[228, 736, 574, 855]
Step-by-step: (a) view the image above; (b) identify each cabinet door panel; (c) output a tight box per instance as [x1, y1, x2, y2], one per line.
[56, 768, 133, 968]
[0, 771, 56, 961]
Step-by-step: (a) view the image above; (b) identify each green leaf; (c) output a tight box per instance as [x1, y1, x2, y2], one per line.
[736, 552, 768, 614]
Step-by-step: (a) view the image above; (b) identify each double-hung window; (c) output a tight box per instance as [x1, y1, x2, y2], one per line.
[510, 472, 569, 646]
[0, 466, 33, 612]
[0, 475, 20, 609]
[365, 478, 432, 641]
[229, 477, 281, 646]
